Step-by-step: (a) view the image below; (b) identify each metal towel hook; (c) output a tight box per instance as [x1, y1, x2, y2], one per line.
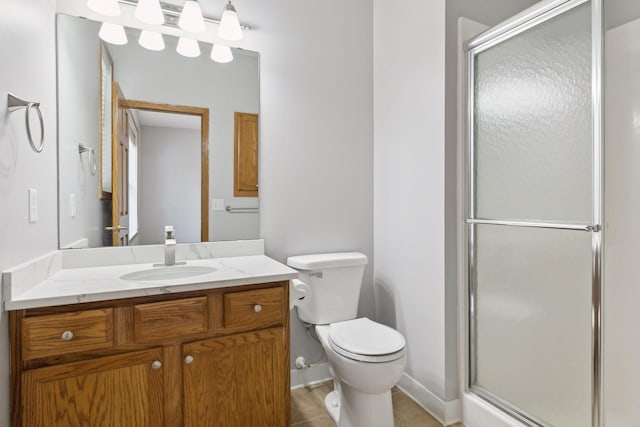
[7, 93, 45, 153]
[79, 143, 97, 176]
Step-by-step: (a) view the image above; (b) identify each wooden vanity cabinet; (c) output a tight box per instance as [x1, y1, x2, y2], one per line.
[21, 348, 165, 427]
[183, 328, 287, 427]
[10, 281, 290, 427]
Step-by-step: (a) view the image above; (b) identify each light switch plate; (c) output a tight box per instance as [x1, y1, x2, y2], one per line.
[212, 198, 225, 211]
[28, 188, 38, 223]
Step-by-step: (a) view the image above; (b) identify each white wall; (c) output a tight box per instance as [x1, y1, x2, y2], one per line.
[373, 0, 538, 408]
[246, 0, 375, 367]
[0, 1, 57, 425]
[138, 125, 200, 244]
[57, 15, 106, 248]
[373, 0, 448, 400]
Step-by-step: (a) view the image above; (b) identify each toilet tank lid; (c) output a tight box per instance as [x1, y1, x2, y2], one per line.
[286, 252, 368, 270]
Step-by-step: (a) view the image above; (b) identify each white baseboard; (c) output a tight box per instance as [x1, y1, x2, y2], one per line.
[397, 373, 461, 426]
[290, 362, 332, 389]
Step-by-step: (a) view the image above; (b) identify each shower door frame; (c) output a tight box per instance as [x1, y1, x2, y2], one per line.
[464, 0, 604, 426]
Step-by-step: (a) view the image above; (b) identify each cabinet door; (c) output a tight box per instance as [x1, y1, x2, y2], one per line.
[234, 112, 258, 197]
[183, 327, 287, 427]
[21, 349, 164, 427]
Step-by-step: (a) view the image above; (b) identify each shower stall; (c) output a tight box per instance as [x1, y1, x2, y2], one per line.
[464, 0, 640, 425]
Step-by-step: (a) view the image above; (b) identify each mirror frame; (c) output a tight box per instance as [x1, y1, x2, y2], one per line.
[122, 99, 210, 242]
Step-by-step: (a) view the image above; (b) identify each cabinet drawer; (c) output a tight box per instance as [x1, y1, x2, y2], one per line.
[22, 308, 114, 360]
[224, 286, 284, 329]
[134, 296, 208, 343]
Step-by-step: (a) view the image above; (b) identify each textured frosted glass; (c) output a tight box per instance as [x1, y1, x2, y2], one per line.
[474, 225, 592, 426]
[474, 4, 592, 222]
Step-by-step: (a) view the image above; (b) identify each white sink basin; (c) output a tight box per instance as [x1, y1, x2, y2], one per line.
[120, 265, 217, 282]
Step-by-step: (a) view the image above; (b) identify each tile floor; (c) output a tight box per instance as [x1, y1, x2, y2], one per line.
[291, 381, 465, 427]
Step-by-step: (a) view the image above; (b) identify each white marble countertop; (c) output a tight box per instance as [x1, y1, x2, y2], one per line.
[2, 241, 298, 310]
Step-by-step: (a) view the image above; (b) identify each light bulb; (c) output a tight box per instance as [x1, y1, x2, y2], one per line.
[138, 30, 165, 51]
[176, 38, 201, 58]
[179, 0, 206, 33]
[135, 0, 165, 25]
[99, 22, 128, 45]
[218, 1, 243, 41]
[87, 0, 121, 16]
[210, 44, 233, 63]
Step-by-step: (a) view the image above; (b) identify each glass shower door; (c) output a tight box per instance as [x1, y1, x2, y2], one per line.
[466, 1, 601, 426]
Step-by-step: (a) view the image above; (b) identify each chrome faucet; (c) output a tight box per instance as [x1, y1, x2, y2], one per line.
[164, 225, 176, 266]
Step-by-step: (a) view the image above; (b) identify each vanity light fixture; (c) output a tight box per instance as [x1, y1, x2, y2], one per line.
[99, 22, 128, 45]
[87, 0, 121, 16]
[135, 0, 165, 25]
[218, 1, 243, 41]
[89, 0, 254, 61]
[176, 37, 201, 57]
[138, 30, 165, 51]
[179, 0, 206, 33]
[210, 44, 233, 63]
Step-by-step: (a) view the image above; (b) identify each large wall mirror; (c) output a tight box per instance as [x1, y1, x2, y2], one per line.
[57, 14, 259, 249]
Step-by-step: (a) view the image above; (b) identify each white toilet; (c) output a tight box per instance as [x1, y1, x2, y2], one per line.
[287, 252, 407, 427]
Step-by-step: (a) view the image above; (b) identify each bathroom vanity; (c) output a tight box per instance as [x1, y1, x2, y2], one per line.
[3, 241, 297, 427]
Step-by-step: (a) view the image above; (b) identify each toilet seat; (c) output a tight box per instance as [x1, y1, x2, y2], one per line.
[328, 318, 406, 363]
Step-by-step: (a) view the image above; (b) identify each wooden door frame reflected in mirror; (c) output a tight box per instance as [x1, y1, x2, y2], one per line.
[111, 81, 129, 246]
[121, 99, 210, 242]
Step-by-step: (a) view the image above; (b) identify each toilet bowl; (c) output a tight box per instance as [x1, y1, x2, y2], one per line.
[286, 252, 407, 427]
[316, 319, 406, 427]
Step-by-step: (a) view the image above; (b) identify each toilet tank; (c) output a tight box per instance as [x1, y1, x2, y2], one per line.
[287, 252, 368, 325]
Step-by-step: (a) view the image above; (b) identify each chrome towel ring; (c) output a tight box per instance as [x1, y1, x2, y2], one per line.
[79, 143, 97, 176]
[7, 93, 45, 153]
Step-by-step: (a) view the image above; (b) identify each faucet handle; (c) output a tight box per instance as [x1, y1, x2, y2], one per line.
[164, 225, 175, 239]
